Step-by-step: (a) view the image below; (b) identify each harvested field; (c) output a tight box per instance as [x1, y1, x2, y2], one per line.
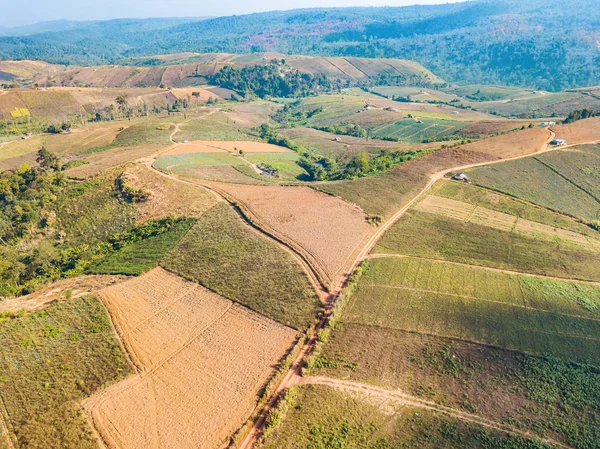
[0, 275, 125, 314]
[85, 268, 297, 449]
[122, 164, 218, 222]
[457, 126, 550, 159]
[553, 116, 600, 145]
[457, 120, 541, 138]
[164, 140, 293, 156]
[414, 195, 600, 248]
[374, 210, 600, 282]
[317, 147, 495, 218]
[200, 182, 374, 288]
[67, 145, 166, 178]
[174, 112, 256, 142]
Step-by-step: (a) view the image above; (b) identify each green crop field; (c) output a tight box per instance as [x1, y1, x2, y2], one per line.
[371, 86, 459, 103]
[88, 218, 195, 275]
[0, 296, 133, 449]
[375, 210, 600, 282]
[338, 258, 600, 363]
[434, 180, 599, 237]
[260, 385, 554, 449]
[370, 117, 465, 142]
[467, 145, 600, 221]
[154, 152, 244, 171]
[161, 203, 321, 329]
[245, 152, 307, 180]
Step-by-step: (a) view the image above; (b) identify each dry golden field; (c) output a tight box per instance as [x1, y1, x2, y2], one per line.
[85, 268, 297, 449]
[164, 140, 293, 156]
[201, 181, 374, 289]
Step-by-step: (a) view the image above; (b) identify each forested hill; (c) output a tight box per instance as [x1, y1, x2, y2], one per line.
[0, 0, 599, 91]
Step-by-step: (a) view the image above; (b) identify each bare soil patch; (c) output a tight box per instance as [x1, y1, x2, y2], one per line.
[84, 268, 297, 449]
[200, 181, 374, 289]
[122, 164, 218, 222]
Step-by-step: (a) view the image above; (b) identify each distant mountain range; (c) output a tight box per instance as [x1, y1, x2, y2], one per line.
[0, 0, 598, 91]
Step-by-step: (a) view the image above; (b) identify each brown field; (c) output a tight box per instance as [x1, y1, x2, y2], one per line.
[553, 116, 600, 145]
[122, 164, 219, 221]
[200, 181, 374, 289]
[84, 268, 297, 449]
[0, 60, 62, 81]
[415, 194, 600, 249]
[164, 140, 293, 156]
[457, 126, 550, 159]
[44, 122, 123, 154]
[0, 275, 125, 314]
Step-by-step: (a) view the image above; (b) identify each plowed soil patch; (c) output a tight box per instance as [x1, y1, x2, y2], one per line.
[123, 164, 218, 222]
[84, 268, 296, 449]
[165, 140, 292, 156]
[201, 182, 374, 289]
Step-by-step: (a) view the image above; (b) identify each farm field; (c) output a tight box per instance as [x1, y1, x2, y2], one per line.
[0, 296, 133, 449]
[313, 327, 600, 449]
[85, 268, 298, 449]
[433, 179, 599, 237]
[164, 140, 293, 155]
[337, 257, 600, 362]
[370, 117, 466, 143]
[173, 112, 257, 142]
[259, 384, 555, 449]
[374, 210, 600, 282]
[162, 203, 321, 329]
[467, 144, 600, 221]
[414, 194, 600, 249]
[195, 182, 374, 289]
[456, 126, 550, 159]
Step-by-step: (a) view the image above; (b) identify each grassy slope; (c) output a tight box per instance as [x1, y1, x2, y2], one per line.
[374, 210, 600, 282]
[88, 218, 196, 275]
[161, 203, 321, 329]
[0, 296, 133, 449]
[260, 385, 554, 449]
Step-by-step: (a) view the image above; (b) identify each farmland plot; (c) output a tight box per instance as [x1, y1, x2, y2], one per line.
[553, 116, 600, 145]
[340, 257, 600, 362]
[162, 203, 321, 329]
[467, 149, 600, 221]
[0, 296, 133, 449]
[260, 384, 553, 449]
[414, 195, 600, 249]
[198, 182, 374, 289]
[374, 210, 600, 282]
[458, 126, 549, 159]
[85, 268, 297, 449]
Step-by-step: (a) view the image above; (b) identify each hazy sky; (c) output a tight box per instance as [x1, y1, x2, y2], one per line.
[1, 0, 468, 27]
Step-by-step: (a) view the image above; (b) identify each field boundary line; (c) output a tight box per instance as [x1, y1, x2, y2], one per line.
[341, 58, 370, 79]
[298, 376, 572, 449]
[367, 253, 600, 286]
[362, 283, 600, 323]
[533, 156, 600, 205]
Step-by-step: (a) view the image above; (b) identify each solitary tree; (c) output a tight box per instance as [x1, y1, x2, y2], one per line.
[36, 147, 61, 172]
